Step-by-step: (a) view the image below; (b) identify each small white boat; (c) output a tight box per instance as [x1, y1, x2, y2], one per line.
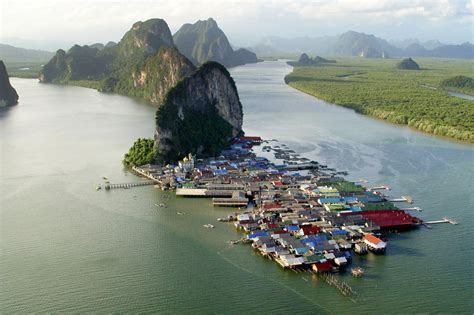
[203, 224, 215, 228]
[177, 212, 185, 215]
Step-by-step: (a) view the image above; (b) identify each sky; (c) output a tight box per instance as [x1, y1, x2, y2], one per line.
[0, 0, 473, 51]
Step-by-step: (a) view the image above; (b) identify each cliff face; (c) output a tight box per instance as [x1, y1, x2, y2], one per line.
[129, 46, 196, 104]
[39, 19, 198, 106]
[173, 18, 258, 67]
[155, 62, 243, 163]
[0, 61, 19, 106]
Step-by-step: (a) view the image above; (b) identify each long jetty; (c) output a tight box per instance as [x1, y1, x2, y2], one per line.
[104, 180, 155, 190]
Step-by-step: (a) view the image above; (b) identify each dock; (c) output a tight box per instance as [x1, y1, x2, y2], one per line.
[104, 180, 155, 190]
[401, 207, 422, 212]
[369, 185, 391, 191]
[389, 195, 413, 203]
[424, 217, 458, 225]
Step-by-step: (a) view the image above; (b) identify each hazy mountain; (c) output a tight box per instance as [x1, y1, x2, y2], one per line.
[173, 18, 258, 67]
[250, 36, 336, 54]
[252, 32, 472, 59]
[0, 43, 54, 63]
[429, 42, 474, 59]
[333, 31, 402, 57]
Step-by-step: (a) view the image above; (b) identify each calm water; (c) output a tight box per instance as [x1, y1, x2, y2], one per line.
[1, 61, 473, 313]
[448, 91, 474, 101]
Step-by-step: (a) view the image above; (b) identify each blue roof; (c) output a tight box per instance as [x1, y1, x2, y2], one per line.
[303, 235, 328, 244]
[213, 169, 228, 174]
[331, 230, 347, 235]
[248, 231, 270, 239]
[285, 226, 300, 232]
[319, 197, 343, 204]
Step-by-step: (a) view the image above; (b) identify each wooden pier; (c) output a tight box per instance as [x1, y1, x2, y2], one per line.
[369, 185, 391, 191]
[389, 195, 413, 203]
[424, 217, 458, 225]
[104, 180, 155, 190]
[318, 272, 356, 297]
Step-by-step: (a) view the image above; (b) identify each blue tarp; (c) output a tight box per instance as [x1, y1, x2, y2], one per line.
[175, 177, 185, 183]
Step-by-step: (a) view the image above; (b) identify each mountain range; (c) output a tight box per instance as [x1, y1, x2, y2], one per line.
[39, 18, 244, 163]
[0, 44, 54, 63]
[251, 31, 474, 59]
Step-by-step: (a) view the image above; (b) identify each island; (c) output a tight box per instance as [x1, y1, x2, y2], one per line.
[0, 60, 19, 106]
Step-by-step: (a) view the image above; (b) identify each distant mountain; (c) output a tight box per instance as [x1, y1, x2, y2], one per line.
[252, 32, 473, 59]
[287, 53, 336, 66]
[429, 42, 474, 59]
[173, 18, 258, 67]
[0, 44, 54, 63]
[0, 60, 19, 106]
[333, 31, 401, 57]
[250, 36, 336, 55]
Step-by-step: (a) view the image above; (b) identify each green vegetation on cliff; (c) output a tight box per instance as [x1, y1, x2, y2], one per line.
[155, 62, 243, 163]
[123, 138, 155, 166]
[285, 58, 474, 143]
[39, 19, 190, 105]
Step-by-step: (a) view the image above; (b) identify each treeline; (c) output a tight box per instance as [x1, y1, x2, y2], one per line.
[123, 138, 155, 166]
[285, 58, 474, 143]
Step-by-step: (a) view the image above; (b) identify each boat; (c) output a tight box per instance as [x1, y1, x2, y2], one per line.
[351, 267, 365, 277]
[103, 176, 108, 180]
[203, 224, 215, 228]
[177, 212, 185, 215]
[229, 240, 240, 245]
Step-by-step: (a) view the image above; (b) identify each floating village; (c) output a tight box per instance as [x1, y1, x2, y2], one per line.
[100, 136, 457, 296]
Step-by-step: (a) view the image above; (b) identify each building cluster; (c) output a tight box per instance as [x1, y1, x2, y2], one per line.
[135, 136, 421, 273]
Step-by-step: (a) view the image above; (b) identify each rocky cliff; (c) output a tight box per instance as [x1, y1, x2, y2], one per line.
[173, 18, 258, 67]
[154, 62, 243, 163]
[39, 19, 195, 105]
[0, 61, 19, 106]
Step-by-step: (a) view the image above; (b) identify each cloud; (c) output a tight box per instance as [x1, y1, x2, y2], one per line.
[0, 0, 472, 49]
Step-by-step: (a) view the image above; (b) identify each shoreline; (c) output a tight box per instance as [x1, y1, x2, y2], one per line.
[286, 82, 474, 145]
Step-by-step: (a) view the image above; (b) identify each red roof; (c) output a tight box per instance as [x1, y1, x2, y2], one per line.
[240, 136, 262, 141]
[267, 223, 280, 229]
[313, 261, 332, 272]
[300, 226, 321, 235]
[343, 210, 419, 228]
[364, 234, 383, 245]
[263, 202, 282, 209]
[273, 181, 284, 187]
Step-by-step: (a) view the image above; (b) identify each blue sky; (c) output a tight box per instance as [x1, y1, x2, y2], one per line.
[1, 0, 473, 50]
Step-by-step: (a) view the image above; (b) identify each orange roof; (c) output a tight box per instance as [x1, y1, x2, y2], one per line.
[364, 234, 383, 245]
